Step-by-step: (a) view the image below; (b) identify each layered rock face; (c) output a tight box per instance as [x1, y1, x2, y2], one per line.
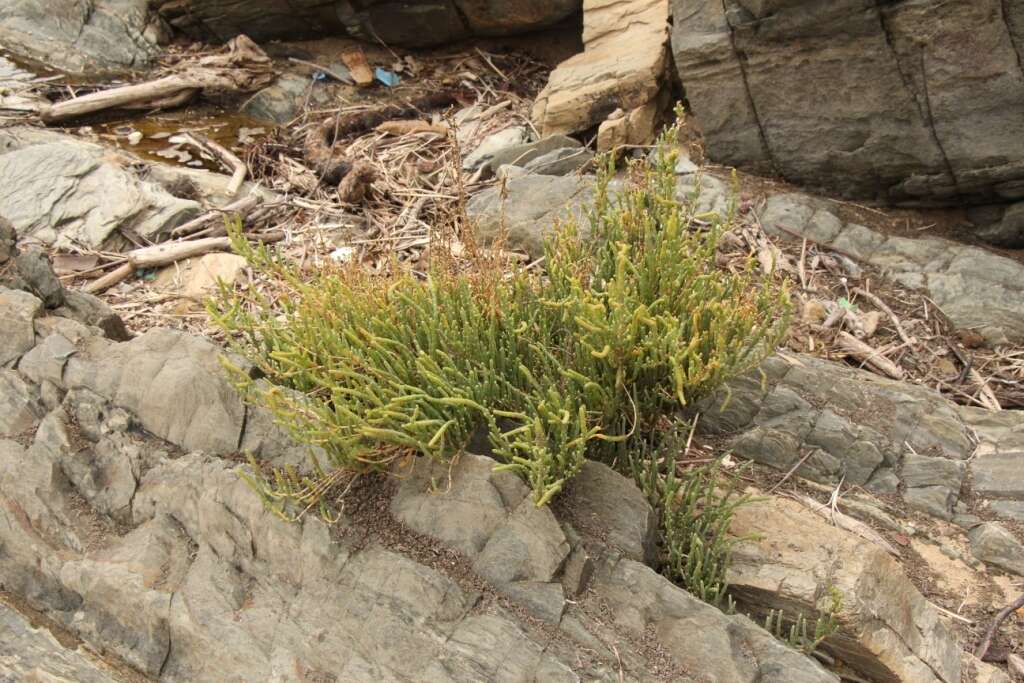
[0, 0, 161, 74]
[671, 0, 1024, 206]
[533, 0, 670, 150]
[153, 0, 580, 45]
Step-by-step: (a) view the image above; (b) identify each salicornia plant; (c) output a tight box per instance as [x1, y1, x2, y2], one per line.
[209, 120, 790, 511]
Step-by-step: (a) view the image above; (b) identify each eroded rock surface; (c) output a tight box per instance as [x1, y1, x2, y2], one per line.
[760, 193, 1024, 345]
[698, 353, 979, 517]
[0, 251, 846, 682]
[153, 0, 580, 45]
[0, 0, 161, 74]
[533, 0, 669, 148]
[729, 497, 962, 683]
[671, 0, 1024, 206]
[0, 133, 199, 250]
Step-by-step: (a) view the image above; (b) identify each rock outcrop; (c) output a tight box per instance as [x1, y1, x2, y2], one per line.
[671, 0, 1024, 206]
[0, 130, 199, 251]
[152, 0, 580, 46]
[729, 497, 962, 683]
[699, 353, 974, 517]
[0, 247, 851, 681]
[533, 0, 669, 150]
[0, 0, 161, 74]
[759, 192, 1024, 345]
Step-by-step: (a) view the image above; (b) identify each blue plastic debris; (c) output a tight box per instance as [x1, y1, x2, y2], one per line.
[374, 67, 401, 87]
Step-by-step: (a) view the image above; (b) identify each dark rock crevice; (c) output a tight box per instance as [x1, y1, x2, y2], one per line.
[720, 0, 779, 178]
[1001, 0, 1024, 82]
[874, 3, 960, 199]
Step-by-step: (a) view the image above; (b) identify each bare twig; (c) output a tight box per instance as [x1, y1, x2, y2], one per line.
[852, 287, 917, 355]
[975, 593, 1024, 661]
[835, 331, 905, 380]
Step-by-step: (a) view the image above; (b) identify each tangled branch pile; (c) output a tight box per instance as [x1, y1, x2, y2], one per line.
[210, 133, 790, 509]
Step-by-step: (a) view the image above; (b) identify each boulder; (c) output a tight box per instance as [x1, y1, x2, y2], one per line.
[699, 353, 973, 512]
[0, 602, 120, 682]
[728, 497, 962, 683]
[978, 201, 1024, 248]
[760, 192, 1024, 345]
[462, 126, 533, 172]
[522, 146, 593, 176]
[0, 287, 43, 367]
[391, 452, 570, 623]
[0, 139, 200, 250]
[466, 173, 591, 258]
[671, 0, 1024, 206]
[153, 0, 579, 45]
[533, 0, 669, 147]
[0, 0, 160, 74]
[968, 522, 1024, 576]
[484, 134, 582, 172]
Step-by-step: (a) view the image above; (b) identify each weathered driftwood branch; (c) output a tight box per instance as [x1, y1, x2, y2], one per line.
[852, 287, 917, 354]
[179, 134, 248, 196]
[836, 331, 905, 380]
[171, 195, 261, 238]
[40, 36, 273, 124]
[84, 231, 283, 294]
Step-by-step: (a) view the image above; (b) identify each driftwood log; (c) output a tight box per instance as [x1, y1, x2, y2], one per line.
[85, 231, 284, 294]
[40, 36, 274, 124]
[303, 91, 461, 200]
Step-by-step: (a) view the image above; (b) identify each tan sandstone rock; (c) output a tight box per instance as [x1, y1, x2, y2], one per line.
[728, 496, 962, 683]
[532, 0, 669, 148]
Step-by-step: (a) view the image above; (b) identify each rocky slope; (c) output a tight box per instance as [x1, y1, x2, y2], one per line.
[4, 0, 1024, 680]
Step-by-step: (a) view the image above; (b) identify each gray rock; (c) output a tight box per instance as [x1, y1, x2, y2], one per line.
[0, 139, 200, 250]
[486, 134, 583, 173]
[591, 557, 839, 682]
[902, 453, 966, 489]
[391, 452, 526, 556]
[761, 192, 1024, 345]
[241, 74, 314, 124]
[905, 486, 957, 521]
[390, 453, 571, 622]
[989, 500, 1024, 522]
[472, 496, 570, 586]
[0, 0, 159, 74]
[60, 514, 191, 676]
[559, 460, 657, 564]
[978, 201, 1024, 247]
[972, 453, 1024, 499]
[467, 173, 591, 258]
[671, 0, 1024, 206]
[62, 329, 248, 454]
[153, 0, 579, 45]
[0, 369, 43, 437]
[495, 164, 529, 181]
[674, 154, 699, 175]
[60, 433, 141, 522]
[522, 146, 594, 176]
[0, 602, 121, 682]
[700, 353, 977, 516]
[12, 248, 64, 308]
[0, 215, 14, 262]
[1, 287, 42, 367]
[55, 291, 131, 342]
[463, 126, 533, 172]
[969, 522, 1024, 576]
